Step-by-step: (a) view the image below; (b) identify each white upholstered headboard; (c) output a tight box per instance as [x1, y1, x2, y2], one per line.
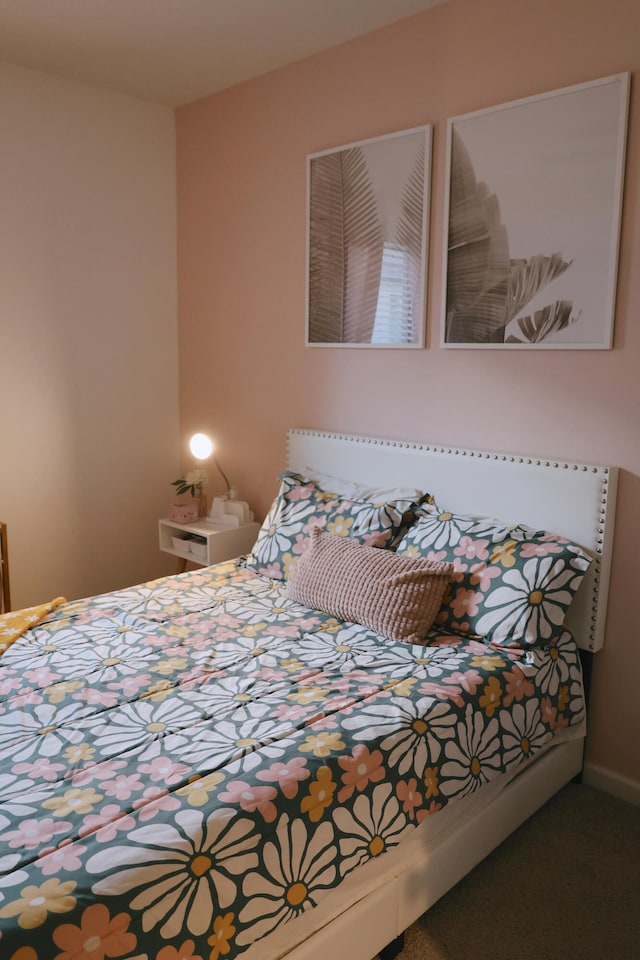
[287, 429, 618, 653]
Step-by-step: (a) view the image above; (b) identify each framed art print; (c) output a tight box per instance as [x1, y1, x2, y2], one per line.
[441, 73, 630, 349]
[307, 125, 431, 348]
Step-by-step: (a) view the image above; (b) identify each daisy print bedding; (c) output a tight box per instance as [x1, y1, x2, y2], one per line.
[396, 509, 591, 648]
[0, 560, 585, 959]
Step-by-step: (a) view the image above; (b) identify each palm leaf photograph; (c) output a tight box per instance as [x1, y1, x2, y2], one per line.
[442, 73, 629, 349]
[307, 126, 431, 347]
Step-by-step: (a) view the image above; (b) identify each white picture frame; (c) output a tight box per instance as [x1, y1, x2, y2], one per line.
[306, 126, 431, 348]
[441, 73, 630, 349]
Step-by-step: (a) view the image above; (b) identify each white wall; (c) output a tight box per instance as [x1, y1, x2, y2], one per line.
[0, 62, 180, 608]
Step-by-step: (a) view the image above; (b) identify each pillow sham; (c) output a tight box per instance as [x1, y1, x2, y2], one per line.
[245, 471, 431, 581]
[395, 508, 592, 647]
[287, 527, 453, 643]
[299, 466, 424, 503]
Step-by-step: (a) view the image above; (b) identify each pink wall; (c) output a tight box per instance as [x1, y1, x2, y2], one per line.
[177, 0, 640, 784]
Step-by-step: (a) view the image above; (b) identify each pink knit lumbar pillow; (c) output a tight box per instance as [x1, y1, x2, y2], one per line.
[287, 527, 453, 643]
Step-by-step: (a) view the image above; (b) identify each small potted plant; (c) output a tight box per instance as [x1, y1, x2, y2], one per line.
[169, 466, 208, 522]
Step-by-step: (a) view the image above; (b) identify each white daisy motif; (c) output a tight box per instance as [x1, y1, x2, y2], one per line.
[202, 635, 287, 673]
[253, 499, 317, 564]
[345, 500, 411, 536]
[440, 704, 501, 798]
[342, 697, 456, 775]
[173, 674, 276, 722]
[87, 807, 258, 938]
[129, 586, 223, 619]
[0, 773, 52, 819]
[466, 517, 530, 543]
[0, 852, 29, 907]
[295, 625, 386, 672]
[332, 783, 411, 877]
[403, 511, 475, 552]
[0, 702, 91, 763]
[533, 633, 576, 697]
[223, 596, 314, 626]
[178, 715, 296, 775]
[64, 641, 160, 683]
[0, 627, 86, 671]
[237, 813, 336, 946]
[500, 701, 548, 767]
[79, 697, 203, 760]
[369, 643, 466, 683]
[475, 556, 584, 644]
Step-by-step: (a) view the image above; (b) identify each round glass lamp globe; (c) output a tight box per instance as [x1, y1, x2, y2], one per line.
[189, 433, 213, 460]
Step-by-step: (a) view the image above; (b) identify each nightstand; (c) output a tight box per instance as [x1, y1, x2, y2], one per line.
[159, 518, 260, 573]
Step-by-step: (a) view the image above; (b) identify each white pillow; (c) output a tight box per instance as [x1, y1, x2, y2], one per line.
[300, 466, 424, 503]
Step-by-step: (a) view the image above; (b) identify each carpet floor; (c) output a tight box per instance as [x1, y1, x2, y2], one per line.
[380, 782, 639, 960]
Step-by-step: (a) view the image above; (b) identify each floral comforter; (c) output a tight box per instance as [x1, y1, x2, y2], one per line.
[0, 561, 585, 960]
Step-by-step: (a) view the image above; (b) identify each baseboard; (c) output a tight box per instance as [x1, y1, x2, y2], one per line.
[583, 761, 640, 806]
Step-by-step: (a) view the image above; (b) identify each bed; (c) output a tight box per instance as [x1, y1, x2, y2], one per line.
[0, 429, 617, 960]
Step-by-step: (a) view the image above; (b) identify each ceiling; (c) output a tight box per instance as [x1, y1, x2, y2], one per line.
[0, 0, 444, 107]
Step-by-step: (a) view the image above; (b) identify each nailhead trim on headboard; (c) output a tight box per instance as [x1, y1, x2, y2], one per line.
[288, 429, 617, 652]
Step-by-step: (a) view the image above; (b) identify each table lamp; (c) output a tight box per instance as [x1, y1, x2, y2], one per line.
[189, 433, 254, 527]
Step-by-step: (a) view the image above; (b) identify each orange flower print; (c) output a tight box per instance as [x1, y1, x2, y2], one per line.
[52, 903, 136, 960]
[540, 696, 557, 726]
[299, 731, 345, 757]
[448, 668, 482, 695]
[396, 778, 423, 820]
[0, 878, 76, 930]
[451, 588, 482, 620]
[337, 744, 385, 802]
[417, 800, 442, 823]
[300, 765, 336, 822]
[401, 544, 421, 560]
[520, 541, 563, 559]
[207, 912, 236, 960]
[42, 787, 103, 819]
[326, 515, 353, 537]
[156, 940, 203, 960]
[470, 653, 505, 672]
[546, 695, 569, 732]
[454, 535, 490, 562]
[9, 949, 38, 960]
[479, 676, 502, 717]
[469, 563, 501, 592]
[490, 540, 518, 567]
[558, 685, 570, 712]
[503, 666, 535, 706]
[423, 766, 440, 798]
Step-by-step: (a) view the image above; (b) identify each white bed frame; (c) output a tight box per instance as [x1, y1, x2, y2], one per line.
[245, 429, 618, 960]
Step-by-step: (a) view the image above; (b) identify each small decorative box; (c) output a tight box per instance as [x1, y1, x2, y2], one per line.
[168, 501, 198, 523]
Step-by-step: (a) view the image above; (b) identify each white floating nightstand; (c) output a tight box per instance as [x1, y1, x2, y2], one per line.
[159, 517, 260, 573]
[165, 432, 260, 571]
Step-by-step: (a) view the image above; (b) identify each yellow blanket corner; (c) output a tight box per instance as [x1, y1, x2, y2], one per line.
[0, 596, 67, 655]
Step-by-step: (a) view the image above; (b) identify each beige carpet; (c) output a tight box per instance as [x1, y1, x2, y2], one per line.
[381, 782, 639, 960]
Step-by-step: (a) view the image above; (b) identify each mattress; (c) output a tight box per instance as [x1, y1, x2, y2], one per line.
[0, 560, 586, 959]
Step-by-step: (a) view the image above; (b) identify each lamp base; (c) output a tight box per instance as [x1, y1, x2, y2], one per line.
[208, 497, 254, 527]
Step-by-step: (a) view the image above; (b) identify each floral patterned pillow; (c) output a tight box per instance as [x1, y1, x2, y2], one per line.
[395, 508, 592, 647]
[246, 472, 430, 582]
